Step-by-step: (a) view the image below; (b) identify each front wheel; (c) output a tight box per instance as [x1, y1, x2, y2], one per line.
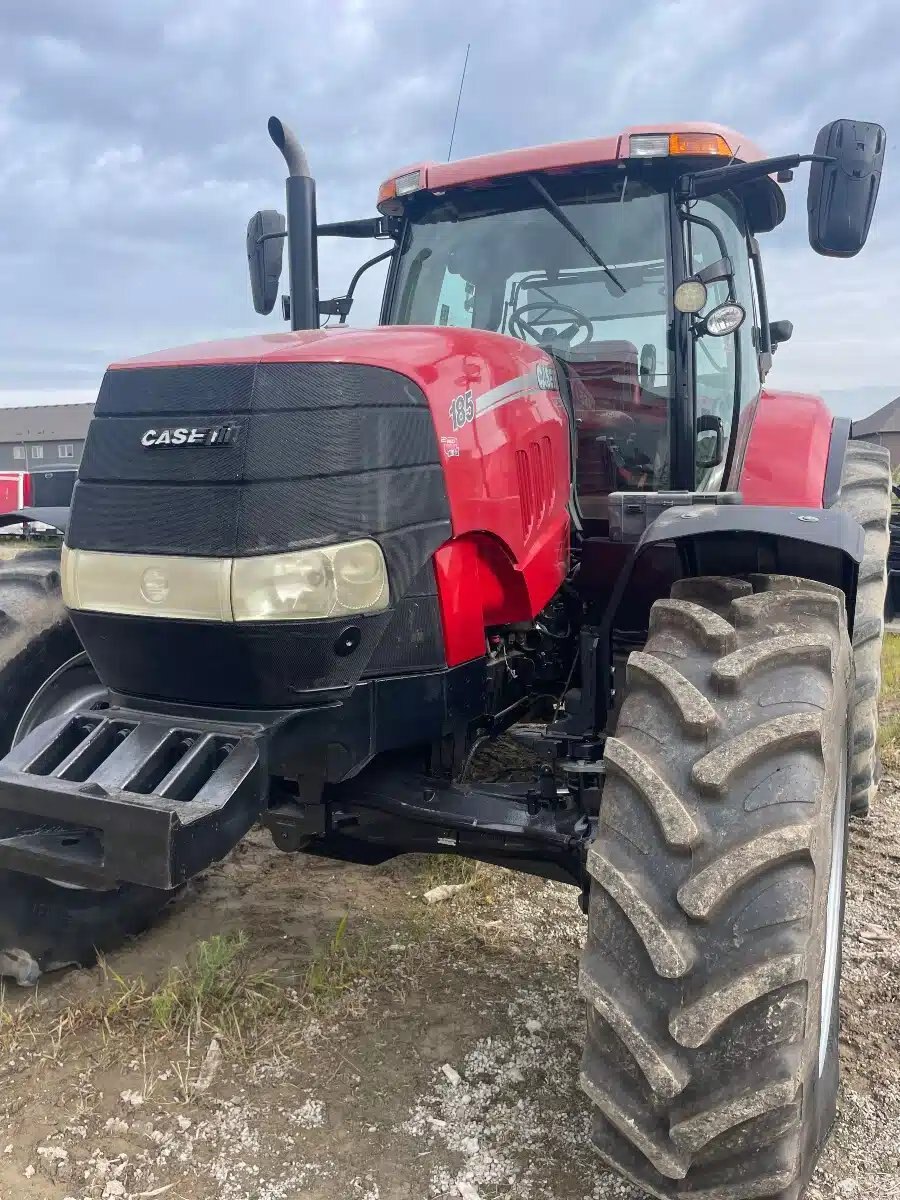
[0, 553, 173, 984]
[580, 574, 851, 1199]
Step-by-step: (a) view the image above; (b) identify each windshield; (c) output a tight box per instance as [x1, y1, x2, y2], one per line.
[387, 173, 672, 509]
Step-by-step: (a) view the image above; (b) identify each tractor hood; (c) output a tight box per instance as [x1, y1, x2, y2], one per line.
[69, 324, 551, 562]
[70, 326, 463, 562]
[65, 325, 555, 707]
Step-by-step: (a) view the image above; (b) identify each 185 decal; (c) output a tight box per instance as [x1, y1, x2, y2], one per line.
[448, 388, 475, 431]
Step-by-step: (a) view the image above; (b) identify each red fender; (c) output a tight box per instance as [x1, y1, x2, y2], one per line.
[738, 388, 834, 508]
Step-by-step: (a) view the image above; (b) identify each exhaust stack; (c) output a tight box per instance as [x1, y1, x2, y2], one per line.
[268, 116, 319, 331]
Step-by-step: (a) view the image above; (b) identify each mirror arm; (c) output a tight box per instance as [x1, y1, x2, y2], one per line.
[319, 245, 397, 326]
[318, 296, 354, 319]
[317, 216, 398, 239]
[257, 230, 288, 245]
[695, 255, 734, 285]
[679, 153, 835, 201]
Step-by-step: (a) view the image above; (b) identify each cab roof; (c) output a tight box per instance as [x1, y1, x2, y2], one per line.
[378, 122, 767, 204]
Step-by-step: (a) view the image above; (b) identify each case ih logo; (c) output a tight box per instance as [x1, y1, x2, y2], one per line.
[140, 425, 237, 448]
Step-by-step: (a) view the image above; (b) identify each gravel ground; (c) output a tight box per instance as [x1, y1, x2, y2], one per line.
[0, 784, 896, 1200]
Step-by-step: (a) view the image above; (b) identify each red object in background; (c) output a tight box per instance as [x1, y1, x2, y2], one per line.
[738, 388, 834, 508]
[0, 472, 31, 512]
[116, 326, 572, 668]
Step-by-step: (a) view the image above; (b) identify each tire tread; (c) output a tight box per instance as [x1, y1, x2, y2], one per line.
[833, 440, 891, 814]
[580, 574, 851, 1198]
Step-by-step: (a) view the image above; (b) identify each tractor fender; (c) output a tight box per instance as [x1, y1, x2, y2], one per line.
[584, 500, 864, 739]
[0, 508, 69, 535]
[633, 501, 863, 627]
[738, 388, 836, 507]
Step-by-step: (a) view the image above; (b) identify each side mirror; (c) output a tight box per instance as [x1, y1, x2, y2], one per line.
[246, 210, 286, 314]
[696, 414, 725, 469]
[769, 319, 793, 349]
[808, 120, 885, 257]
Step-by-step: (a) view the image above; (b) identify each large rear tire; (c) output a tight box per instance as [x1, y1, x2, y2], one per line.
[831, 440, 891, 816]
[581, 574, 851, 1199]
[0, 552, 172, 985]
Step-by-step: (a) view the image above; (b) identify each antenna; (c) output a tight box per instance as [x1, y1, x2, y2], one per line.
[446, 43, 470, 162]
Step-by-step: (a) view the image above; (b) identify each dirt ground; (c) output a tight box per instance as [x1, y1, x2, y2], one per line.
[0, 718, 898, 1199]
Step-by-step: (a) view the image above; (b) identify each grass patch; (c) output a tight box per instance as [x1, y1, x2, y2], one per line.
[881, 713, 900, 761]
[881, 634, 900, 698]
[303, 914, 373, 1012]
[418, 852, 507, 911]
[0, 534, 61, 548]
[108, 931, 286, 1049]
[420, 854, 482, 890]
[880, 634, 900, 767]
[0, 920, 375, 1065]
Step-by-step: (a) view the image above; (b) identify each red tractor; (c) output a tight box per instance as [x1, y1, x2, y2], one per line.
[0, 117, 887, 1200]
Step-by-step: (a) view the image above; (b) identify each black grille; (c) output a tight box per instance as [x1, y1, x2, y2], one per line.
[79, 408, 439, 485]
[93, 361, 429, 417]
[94, 363, 258, 417]
[69, 468, 448, 560]
[71, 362, 450, 560]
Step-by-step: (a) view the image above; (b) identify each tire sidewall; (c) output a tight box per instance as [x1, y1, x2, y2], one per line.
[809, 725, 853, 1162]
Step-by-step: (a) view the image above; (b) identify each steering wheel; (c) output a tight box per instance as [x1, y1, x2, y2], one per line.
[508, 300, 593, 348]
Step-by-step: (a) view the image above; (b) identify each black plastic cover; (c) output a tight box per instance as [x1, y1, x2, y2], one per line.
[30, 470, 77, 507]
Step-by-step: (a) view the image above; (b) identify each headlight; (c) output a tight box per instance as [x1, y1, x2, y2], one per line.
[61, 544, 233, 622]
[61, 539, 390, 623]
[333, 541, 388, 611]
[231, 541, 388, 621]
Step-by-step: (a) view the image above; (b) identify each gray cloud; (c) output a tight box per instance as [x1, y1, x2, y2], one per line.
[0, 0, 897, 400]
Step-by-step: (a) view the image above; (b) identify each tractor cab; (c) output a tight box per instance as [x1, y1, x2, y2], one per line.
[374, 126, 804, 523]
[249, 119, 883, 527]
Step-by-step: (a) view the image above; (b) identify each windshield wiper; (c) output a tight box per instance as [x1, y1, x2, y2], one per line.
[527, 175, 626, 295]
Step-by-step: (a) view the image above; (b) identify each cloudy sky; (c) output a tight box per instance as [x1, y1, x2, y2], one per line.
[2, 0, 898, 416]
